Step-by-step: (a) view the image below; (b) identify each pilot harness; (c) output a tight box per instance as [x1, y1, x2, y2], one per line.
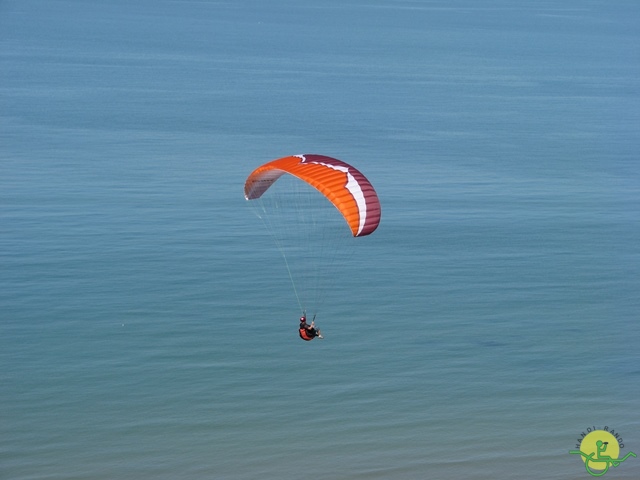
[299, 327, 315, 341]
[299, 313, 317, 341]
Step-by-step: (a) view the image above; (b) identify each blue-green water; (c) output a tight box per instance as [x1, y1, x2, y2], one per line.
[2, 1, 639, 478]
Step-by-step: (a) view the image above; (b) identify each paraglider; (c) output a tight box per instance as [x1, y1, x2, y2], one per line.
[244, 154, 381, 339]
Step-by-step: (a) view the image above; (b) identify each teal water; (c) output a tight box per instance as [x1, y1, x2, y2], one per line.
[2, 1, 639, 479]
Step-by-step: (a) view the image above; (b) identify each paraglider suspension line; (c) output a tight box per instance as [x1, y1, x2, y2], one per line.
[254, 203, 304, 313]
[280, 249, 303, 313]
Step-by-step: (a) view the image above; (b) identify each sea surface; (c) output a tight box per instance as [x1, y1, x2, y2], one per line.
[2, 1, 639, 479]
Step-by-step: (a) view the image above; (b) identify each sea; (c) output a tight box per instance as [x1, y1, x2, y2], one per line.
[1, 1, 639, 479]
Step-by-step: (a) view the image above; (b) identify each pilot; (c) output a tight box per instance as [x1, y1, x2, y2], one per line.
[299, 315, 323, 341]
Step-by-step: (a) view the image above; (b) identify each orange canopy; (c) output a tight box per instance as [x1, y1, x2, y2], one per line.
[244, 154, 381, 237]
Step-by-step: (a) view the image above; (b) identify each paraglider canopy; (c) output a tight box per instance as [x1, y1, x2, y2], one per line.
[244, 154, 381, 237]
